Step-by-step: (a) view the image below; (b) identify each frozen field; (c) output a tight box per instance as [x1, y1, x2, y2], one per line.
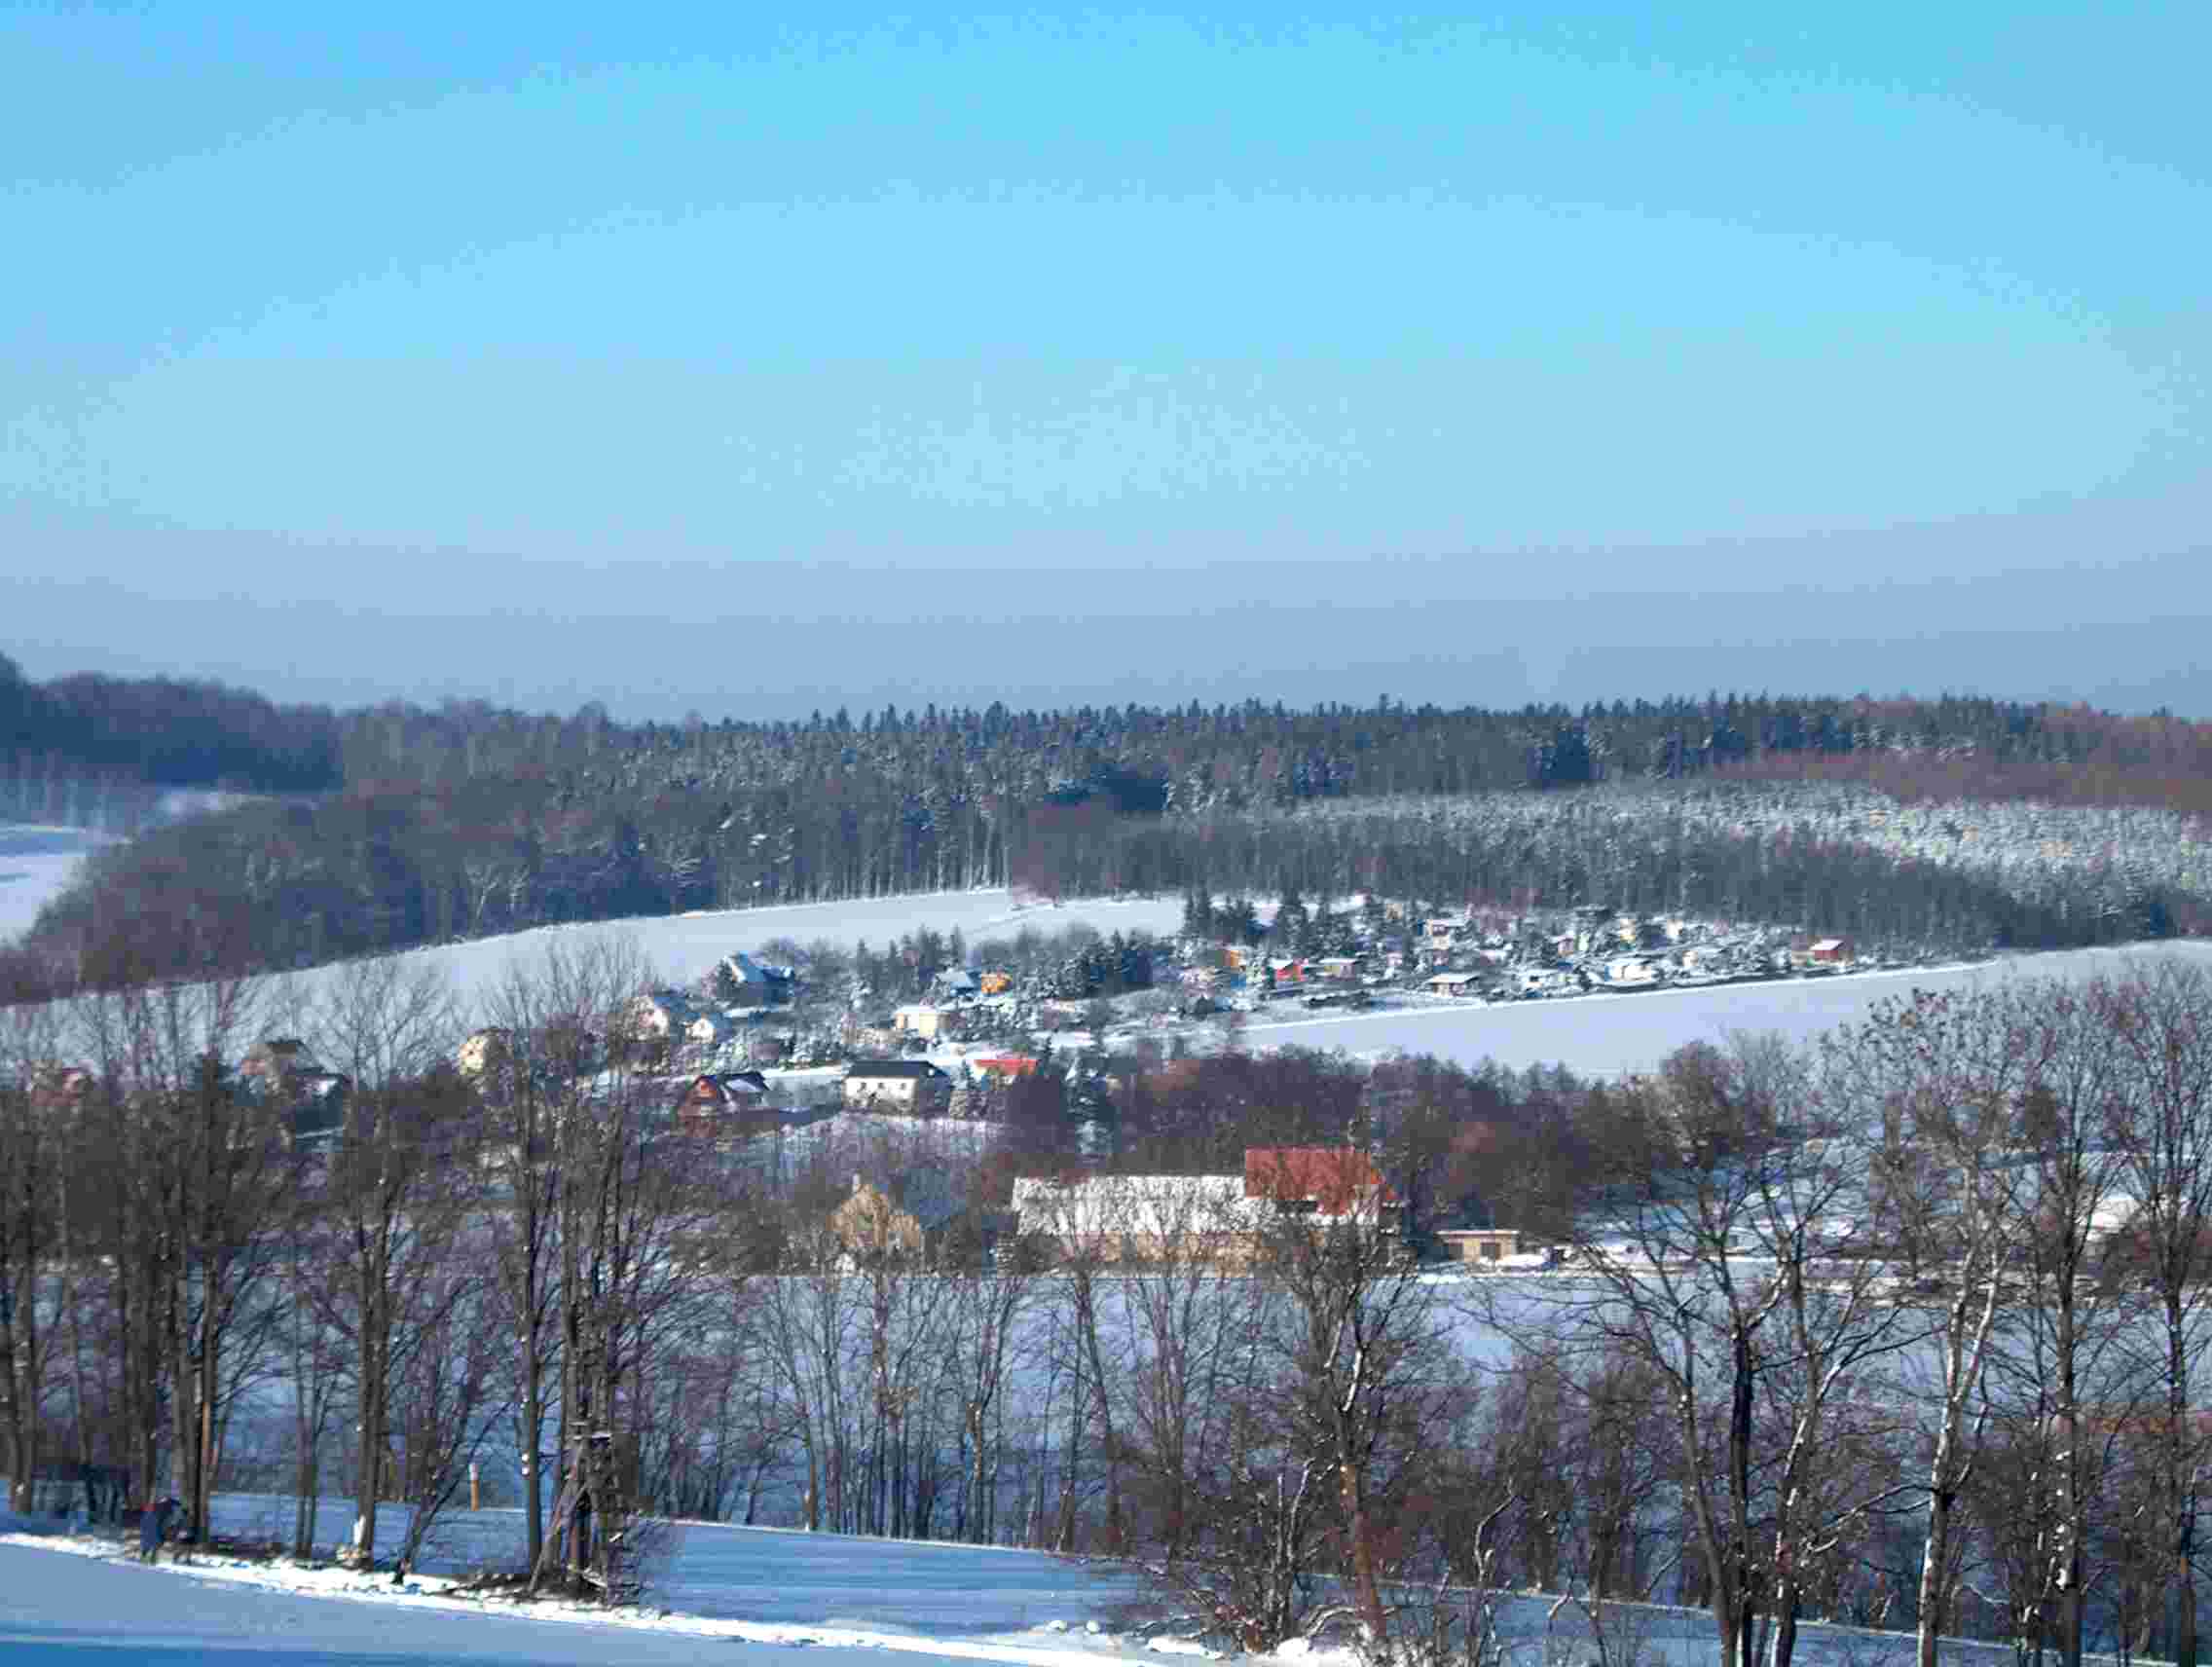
[274, 889, 1188, 1019]
[0, 824, 104, 942]
[1238, 939, 2212, 1076]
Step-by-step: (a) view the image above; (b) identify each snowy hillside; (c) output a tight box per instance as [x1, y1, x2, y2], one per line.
[1231, 939, 2212, 1075]
[0, 824, 105, 942]
[272, 888, 1186, 1019]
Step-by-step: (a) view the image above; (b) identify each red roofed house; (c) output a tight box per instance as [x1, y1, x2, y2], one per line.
[1243, 1147, 1398, 1220]
[676, 1070, 772, 1136]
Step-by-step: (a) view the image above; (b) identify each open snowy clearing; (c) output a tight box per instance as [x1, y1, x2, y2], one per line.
[0, 1501, 2145, 1667]
[263, 889, 1189, 1017]
[0, 1533, 1145, 1667]
[1229, 939, 2212, 1076]
[0, 1506, 1195, 1667]
[0, 824, 106, 942]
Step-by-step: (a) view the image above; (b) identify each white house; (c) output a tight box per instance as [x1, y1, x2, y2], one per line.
[843, 1059, 954, 1113]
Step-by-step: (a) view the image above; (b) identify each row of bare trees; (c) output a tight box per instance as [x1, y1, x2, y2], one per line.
[12, 951, 2212, 1664]
[0, 940, 717, 1599]
[1461, 962, 2212, 1667]
[994, 964, 2212, 1667]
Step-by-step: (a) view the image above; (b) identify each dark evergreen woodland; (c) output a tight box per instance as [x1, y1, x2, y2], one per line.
[9, 648, 2211, 984]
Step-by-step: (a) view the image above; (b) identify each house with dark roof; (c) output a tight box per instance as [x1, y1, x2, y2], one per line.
[675, 1070, 772, 1135]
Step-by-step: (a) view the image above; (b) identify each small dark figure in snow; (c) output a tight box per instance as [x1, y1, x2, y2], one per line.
[138, 1497, 181, 1563]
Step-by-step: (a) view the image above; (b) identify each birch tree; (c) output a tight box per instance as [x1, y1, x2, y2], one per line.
[1842, 987, 2020, 1667]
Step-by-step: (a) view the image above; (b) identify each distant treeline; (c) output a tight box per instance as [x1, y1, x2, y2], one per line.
[11, 647, 2212, 812]
[2, 651, 343, 808]
[9, 647, 2212, 986]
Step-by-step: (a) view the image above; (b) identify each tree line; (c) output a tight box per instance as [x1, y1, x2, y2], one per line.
[1, 651, 344, 808]
[10, 654, 2212, 979]
[11, 950, 2212, 1666]
[16, 775, 2206, 1003]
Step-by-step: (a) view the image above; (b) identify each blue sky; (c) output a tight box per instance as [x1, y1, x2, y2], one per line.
[4, 4, 2209, 718]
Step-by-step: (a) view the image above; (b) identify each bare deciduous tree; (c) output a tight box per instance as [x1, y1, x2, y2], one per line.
[2098, 961, 2212, 1667]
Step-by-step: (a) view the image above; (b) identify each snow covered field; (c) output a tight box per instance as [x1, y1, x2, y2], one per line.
[1234, 939, 2212, 1076]
[269, 889, 1188, 1018]
[0, 824, 104, 942]
[0, 1498, 2135, 1667]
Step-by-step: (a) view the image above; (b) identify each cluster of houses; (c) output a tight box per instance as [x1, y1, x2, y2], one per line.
[1166, 905, 1865, 1013]
[623, 952, 795, 1057]
[1396, 912, 1859, 1004]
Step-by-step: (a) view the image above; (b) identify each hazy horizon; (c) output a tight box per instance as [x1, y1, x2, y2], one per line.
[7, 6, 2209, 721]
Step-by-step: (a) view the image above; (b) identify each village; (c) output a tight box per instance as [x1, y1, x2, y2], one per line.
[344, 899, 1888, 1275]
[539, 895, 1881, 1113]
[11, 893, 1895, 1305]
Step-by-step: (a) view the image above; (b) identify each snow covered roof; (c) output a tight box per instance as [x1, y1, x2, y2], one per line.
[1013, 1173, 1262, 1239]
[722, 952, 790, 982]
[846, 1058, 950, 1080]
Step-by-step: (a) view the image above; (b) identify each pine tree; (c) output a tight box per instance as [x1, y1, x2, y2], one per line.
[1181, 885, 1215, 941]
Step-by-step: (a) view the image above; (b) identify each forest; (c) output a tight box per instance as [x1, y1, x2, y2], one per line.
[7, 648, 2212, 988]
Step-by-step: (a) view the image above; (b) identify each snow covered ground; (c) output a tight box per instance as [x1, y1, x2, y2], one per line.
[0, 824, 104, 942]
[0, 1498, 2139, 1667]
[0, 1502, 1161, 1667]
[269, 889, 1188, 1019]
[1228, 940, 2212, 1076]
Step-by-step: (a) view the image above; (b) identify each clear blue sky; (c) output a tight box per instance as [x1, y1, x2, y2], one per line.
[5, 4, 2209, 719]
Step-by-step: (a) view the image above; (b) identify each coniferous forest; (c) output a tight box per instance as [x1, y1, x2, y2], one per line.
[5, 647, 2211, 986]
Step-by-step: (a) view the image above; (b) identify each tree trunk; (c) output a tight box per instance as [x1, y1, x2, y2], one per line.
[195, 1325, 218, 1539]
[1076, 1279, 1123, 1552]
[520, 1368, 544, 1573]
[1916, 1482, 1958, 1667]
[1340, 1460, 1390, 1646]
[2171, 1295, 2199, 1667]
[1768, 1581, 1799, 1667]
[352, 1264, 386, 1566]
[1721, 1322, 1758, 1667]
[168, 1255, 197, 1532]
